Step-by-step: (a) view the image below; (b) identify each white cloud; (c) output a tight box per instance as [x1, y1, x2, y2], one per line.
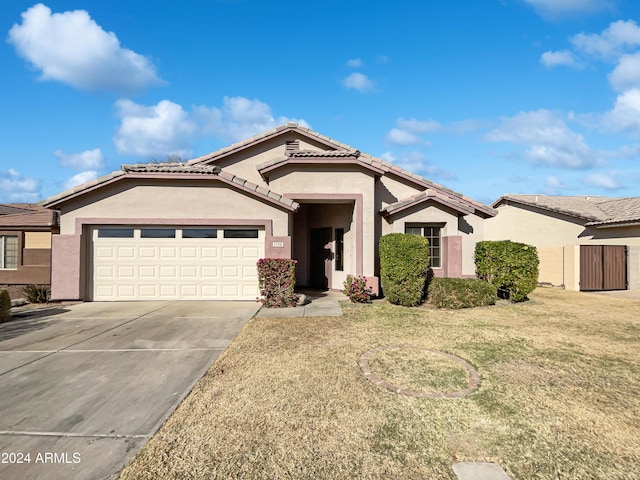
[343, 72, 374, 93]
[0, 169, 40, 202]
[380, 151, 456, 180]
[7, 3, 163, 94]
[114, 96, 308, 158]
[54, 148, 104, 170]
[571, 20, 640, 60]
[114, 99, 196, 158]
[194, 96, 308, 142]
[523, 0, 614, 19]
[386, 128, 424, 146]
[583, 171, 623, 189]
[63, 170, 99, 190]
[486, 109, 598, 168]
[544, 175, 568, 194]
[602, 88, 640, 134]
[540, 50, 581, 67]
[396, 118, 441, 133]
[346, 58, 363, 68]
[608, 52, 640, 92]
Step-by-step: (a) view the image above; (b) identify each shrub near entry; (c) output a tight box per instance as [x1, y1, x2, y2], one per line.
[427, 277, 497, 309]
[379, 233, 430, 306]
[343, 275, 372, 303]
[256, 258, 297, 308]
[474, 240, 539, 302]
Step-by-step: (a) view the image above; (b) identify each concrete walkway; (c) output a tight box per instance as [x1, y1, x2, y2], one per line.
[255, 290, 346, 318]
[453, 462, 513, 479]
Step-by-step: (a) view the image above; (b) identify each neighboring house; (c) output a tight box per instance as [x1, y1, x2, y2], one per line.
[42, 123, 496, 301]
[486, 194, 640, 292]
[0, 204, 59, 298]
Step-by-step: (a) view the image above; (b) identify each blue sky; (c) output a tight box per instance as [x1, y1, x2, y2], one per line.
[1, 0, 640, 205]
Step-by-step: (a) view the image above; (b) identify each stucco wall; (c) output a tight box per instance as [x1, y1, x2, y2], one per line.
[59, 180, 290, 236]
[486, 203, 640, 291]
[485, 204, 586, 246]
[376, 175, 423, 208]
[382, 202, 482, 276]
[272, 166, 375, 278]
[207, 133, 331, 188]
[24, 232, 52, 249]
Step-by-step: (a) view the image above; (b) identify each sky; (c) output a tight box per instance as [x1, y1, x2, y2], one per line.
[1, 0, 640, 206]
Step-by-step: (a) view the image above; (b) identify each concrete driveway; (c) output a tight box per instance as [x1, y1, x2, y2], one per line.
[0, 301, 260, 480]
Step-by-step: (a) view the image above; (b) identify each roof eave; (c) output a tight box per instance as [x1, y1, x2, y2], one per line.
[190, 123, 350, 165]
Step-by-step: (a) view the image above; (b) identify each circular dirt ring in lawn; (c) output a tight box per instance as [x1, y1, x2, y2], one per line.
[359, 346, 480, 398]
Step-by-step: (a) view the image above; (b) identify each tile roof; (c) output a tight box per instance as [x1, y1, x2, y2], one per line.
[494, 194, 640, 227]
[41, 162, 299, 212]
[122, 163, 221, 174]
[0, 204, 59, 228]
[381, 190, 476, 217]
[220, 123, 495, 217]
[589, 197, 640, 226]
[41, 124, 495, 218]
[288, 149, 361, 158]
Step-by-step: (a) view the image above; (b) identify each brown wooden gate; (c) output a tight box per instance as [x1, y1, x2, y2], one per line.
[580, 245, 627, 291]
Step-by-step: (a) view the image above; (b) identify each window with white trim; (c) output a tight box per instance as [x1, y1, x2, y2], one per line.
[0, 235, 18, 269]
[405, 225, 442, 268]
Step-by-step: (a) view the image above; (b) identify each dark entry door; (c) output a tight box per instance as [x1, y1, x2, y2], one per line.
[310, 227, 332, 289]
[580, 245, 627, 291]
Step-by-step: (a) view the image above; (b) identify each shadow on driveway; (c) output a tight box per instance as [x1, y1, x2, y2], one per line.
[0, 308, 70, 342]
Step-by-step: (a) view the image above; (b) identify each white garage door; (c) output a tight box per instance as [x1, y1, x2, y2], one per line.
[91, 226, 264, 301]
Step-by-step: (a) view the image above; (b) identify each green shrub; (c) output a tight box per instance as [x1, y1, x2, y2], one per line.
[23, 284, 51, 304]
[475, 240, 539, 302]
[428, 277, 497, 309]
[379, 233, 430, 306]
[0, 289, 11, 320]
[343, 275, 372, 303]
[257, 258, 297, 308]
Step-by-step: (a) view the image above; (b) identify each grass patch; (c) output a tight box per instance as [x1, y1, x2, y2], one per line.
[368, 348, 471, 393]
[120, 289, 640, 480]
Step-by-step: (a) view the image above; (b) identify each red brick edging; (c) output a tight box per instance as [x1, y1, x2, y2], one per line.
[359, 345, 480, 398]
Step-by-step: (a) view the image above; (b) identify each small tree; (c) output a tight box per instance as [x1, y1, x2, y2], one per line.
[475, 240, 539, 302]
[379, 233, 430, 306]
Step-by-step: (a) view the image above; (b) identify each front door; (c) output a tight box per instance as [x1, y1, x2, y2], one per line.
[310, 227, 332, 289]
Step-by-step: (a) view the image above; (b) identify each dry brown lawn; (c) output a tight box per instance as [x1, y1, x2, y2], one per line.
[120, 288, 640, 480]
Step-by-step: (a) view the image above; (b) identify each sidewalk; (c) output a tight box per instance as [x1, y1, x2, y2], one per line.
[255, 290, 346, 318]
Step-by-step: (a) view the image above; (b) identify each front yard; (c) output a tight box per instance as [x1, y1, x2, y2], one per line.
[120, 288, 640, 479]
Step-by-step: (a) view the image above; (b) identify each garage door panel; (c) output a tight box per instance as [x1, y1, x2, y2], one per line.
[118, 247, 135, 258]
[243, 246, 260, 258]
[202, 285, 218, 297]
[117, 285, 136, 298]
[160, 247, 178, 258]
[180, 266, 198, 278]
[158, 266, 176, 278]
[201, 247, 218, 258]
[139, 285, 158, 297]
[139, 247, 157, 258]
[201, 266, 218, 278]
[117, 266, 136, 278]
[92, 227, 264, 300]
[180, 246, 198, 258]
[138, 266, 157, 277]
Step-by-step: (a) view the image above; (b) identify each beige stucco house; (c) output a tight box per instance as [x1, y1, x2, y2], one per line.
[42, 123, 495, 301]
[0, 203, 59, 299]
[485, 194, 640, 291]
